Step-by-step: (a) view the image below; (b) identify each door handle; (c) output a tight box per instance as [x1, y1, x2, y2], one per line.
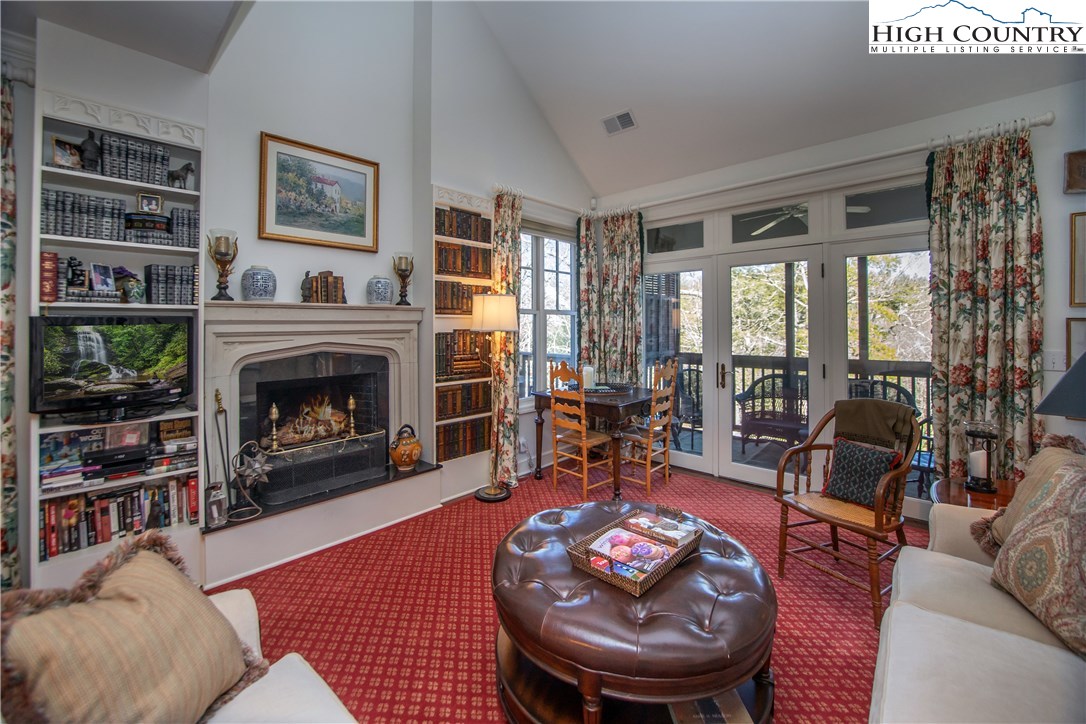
[718, 363, 734, 389]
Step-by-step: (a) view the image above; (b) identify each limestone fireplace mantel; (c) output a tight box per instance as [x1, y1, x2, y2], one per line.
[201, 301, 436, 585]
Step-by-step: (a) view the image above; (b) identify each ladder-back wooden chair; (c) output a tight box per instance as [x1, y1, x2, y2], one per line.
[775, 398, 920, 627]
[619, 359, 678, 496]
[550, 361, 614, 500]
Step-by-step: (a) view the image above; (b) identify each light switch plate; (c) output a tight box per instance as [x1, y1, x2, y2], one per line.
[1043, 350, 1065, 371]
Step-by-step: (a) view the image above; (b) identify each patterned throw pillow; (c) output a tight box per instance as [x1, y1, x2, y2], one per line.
[822, 437, 903, 508]
[1, 531, 268, 723]
[991, 461, 1086, 655]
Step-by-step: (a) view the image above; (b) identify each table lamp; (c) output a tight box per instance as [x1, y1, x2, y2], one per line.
[1035, 351, 1086, 419]
[471, 293, 519, 502]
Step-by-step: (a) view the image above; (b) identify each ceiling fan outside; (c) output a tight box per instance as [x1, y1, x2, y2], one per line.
[744, 203, 872, 236]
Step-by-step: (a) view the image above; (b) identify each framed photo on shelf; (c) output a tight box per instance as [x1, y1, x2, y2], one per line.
[52, 137, 82, 169]
[90, 263, 114, 292]
[1068, 318, 1086, 368]
[258, 131, 379, 253]
[1072, 212, 1086, 307]
[138, 193, 164, 214]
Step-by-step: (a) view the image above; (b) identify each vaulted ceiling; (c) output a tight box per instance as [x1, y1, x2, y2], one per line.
[4, 1, 1084, 197]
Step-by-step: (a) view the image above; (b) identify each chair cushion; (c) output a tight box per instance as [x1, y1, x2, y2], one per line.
[822, 437, 902, 508]
[207, 653, 355, 723]
[991, 461, 1086, 655]
[0, 531, 266, 723]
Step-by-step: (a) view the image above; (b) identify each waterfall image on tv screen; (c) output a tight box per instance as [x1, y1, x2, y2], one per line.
[38, 320, 189, 410]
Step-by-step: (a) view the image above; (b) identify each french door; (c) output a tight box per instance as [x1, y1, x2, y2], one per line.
[716, 245, 826, 488]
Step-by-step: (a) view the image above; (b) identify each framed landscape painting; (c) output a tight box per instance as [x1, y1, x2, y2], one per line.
[258, 132, 379, 252]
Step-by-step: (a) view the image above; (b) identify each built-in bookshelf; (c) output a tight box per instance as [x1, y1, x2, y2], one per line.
[28, 91, 206, 586]
[432, 187, 494, 464]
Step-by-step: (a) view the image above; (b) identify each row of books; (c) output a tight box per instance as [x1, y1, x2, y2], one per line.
[436, 417, 492, 463]
[168, 208, 201, 249]
[98, 132, 173, 186]
[40, 189, 128, 240]
[303, 270, 346, 304]
[436, 381, 492, 421]
[38, 473, 198, 561]
[435, 241, 492, 278]
[434, 280, 492, 316]
[144, 264, 198, 305]
[435, 330, 490, 382]
[434, 207, 492, 244]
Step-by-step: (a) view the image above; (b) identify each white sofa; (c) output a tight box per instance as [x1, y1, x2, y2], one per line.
[869, 503, 1086, 723]
[207, 589, 355, 723]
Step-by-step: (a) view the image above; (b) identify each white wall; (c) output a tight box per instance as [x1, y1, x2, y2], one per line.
[429, 2, 593, 498]
[600, 80, 1086, 440]
[206, 2, 415, 306]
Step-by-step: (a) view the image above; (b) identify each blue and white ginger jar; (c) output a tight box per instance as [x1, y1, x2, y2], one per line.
[241, 265, 277, 301]
[366, 276, 394, 304]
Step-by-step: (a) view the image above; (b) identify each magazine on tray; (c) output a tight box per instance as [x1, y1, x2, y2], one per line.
[622, 511, 700, 547]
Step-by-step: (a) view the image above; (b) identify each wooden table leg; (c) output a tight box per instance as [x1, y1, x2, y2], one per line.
[534, 408, 545, 480]
[577, 671, 603, 724]
[610, 429, 623, 500]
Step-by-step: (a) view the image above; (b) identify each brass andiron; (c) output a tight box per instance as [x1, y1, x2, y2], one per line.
[207, 228, 239, 301]
[348, 395, 356, 437]
[393, 253, 414, 306]
[268, 402, 280, 452]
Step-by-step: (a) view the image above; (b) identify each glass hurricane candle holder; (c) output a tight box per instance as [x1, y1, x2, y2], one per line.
[207, 228, 239, 301]
[393, 253, 414, 306]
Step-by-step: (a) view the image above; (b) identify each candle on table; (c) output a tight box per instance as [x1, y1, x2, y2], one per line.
[968, 450, 988, 480]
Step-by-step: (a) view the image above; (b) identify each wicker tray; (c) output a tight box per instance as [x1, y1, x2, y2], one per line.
[566, 506, 703, 597]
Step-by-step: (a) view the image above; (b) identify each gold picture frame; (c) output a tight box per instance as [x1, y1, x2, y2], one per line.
[138, 193, 164, 214]
[52, 137, 82, 169]
[1065, 150, 1086, 194]
[1072, 212, 1086, 307]
[258, 132, 379, 253]
[1068, 318, 1086, 369]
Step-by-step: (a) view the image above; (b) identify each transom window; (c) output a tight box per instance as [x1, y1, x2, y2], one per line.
[518, 230, 577, 398]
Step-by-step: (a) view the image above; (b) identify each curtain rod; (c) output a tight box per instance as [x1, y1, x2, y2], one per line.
[637, 110, 1056, 211]
[493, 184, 581, 215]
[1, 61, 35, 87]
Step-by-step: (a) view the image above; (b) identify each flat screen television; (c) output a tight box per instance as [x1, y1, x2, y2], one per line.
[30, 315, 194, 417]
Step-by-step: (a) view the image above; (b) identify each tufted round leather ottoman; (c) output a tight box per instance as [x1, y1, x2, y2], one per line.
[492, 501, 776, 723]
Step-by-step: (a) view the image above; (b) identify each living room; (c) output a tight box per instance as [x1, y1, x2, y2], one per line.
[2, 2, 1085, 722]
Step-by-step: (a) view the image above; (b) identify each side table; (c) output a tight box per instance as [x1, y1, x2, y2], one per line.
[930, 477, 1016, 510]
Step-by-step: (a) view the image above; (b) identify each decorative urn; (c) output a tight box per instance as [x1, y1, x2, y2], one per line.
[241, 265, 277, 301]
[388, 424, 422, 471]
[366, 275, 394, 304]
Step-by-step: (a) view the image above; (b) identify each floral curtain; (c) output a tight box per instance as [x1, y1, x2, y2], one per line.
[491, 191, 522, 487]
[1, 78, 19, 589]
[598, 211, 644, 385]
[576, 214, 600, 368]
[929, 131, 1044, 483]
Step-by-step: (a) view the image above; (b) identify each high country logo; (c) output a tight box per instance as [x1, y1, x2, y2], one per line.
[870, 0, 1085, 53]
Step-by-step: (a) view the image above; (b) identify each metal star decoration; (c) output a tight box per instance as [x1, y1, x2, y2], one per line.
[235, 448, 272, 490]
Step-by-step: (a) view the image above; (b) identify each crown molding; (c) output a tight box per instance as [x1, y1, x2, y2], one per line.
[0, 30, 35, 67]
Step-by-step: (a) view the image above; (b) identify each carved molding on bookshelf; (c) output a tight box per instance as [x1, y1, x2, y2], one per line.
[434, 186, 492, 213]
[46, 91, 204, 148]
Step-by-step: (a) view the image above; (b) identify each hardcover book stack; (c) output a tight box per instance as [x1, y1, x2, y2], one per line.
[170, 208, 201, 248]
[144, 264, 197, 305]
[100, 132, 171, 185]
[124, 213, 172, 246]
[435, 330, 489, 380]
[434, 206, 492, 243]
[64, 288, 123, 303]
[436, 381, 492, 421]
[304, 270, 346, 304]
[39, 252, 59, 303]
[435, 416, 491, 462]
[434, 280, 492, 315]
[435, 241, 492, 278]
[40, 190, 127, 241]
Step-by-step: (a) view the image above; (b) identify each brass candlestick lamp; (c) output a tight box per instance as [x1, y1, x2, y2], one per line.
[393, 253, 413, 306]
[207, 228, 239, 301]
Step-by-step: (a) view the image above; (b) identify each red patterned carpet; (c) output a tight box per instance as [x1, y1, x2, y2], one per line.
[209, 469, 928, 723]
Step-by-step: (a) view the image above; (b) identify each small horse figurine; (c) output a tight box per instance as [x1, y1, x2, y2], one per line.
[168, 162, 195, 189]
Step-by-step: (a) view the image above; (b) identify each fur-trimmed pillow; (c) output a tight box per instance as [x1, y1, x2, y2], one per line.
[1040, 434, 1086, 455]
[991, 461, 1086, 654]
[992, 446, 1086, 545]
[969, 507, 1005, 557]
[1, 531, 268, 723]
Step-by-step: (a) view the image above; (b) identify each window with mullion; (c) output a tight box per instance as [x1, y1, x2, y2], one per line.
[518, 230, 577, 399]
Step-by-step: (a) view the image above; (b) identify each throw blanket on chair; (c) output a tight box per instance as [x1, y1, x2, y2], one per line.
[834, 399, 914, 451]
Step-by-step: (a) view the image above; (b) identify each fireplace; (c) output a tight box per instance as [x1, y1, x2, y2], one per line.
[239, 352, 389, 505]
[203, 301, 424, 515]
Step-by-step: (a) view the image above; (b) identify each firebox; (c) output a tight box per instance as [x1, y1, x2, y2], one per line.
[238, 352, 390, 505]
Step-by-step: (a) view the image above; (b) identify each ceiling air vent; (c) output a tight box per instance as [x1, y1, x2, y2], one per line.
[602, 110, 637, 136]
